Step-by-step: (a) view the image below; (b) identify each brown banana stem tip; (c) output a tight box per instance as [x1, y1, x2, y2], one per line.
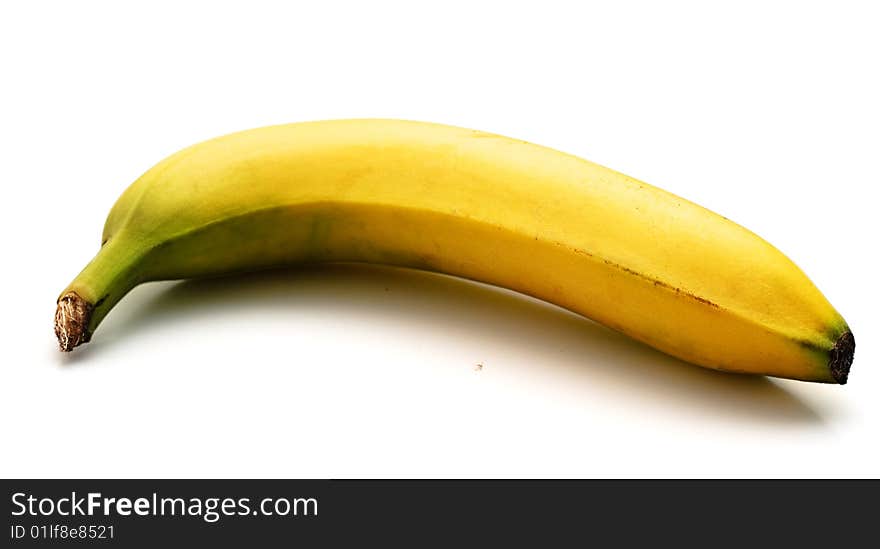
[55, 292, 93, 352]
[829, 331, 855, 385]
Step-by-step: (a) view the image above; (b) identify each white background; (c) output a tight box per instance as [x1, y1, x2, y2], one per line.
[1, 1, 877, 478]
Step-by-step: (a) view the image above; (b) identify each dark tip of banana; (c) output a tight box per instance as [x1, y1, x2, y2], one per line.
[829, 331, 855, 384]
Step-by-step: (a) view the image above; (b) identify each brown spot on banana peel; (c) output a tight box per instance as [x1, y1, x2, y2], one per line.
[54, 292, 93, 352]
[563, 242, 721, 308]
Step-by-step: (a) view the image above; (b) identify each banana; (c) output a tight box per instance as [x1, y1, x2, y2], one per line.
[55, 119, 854, 383]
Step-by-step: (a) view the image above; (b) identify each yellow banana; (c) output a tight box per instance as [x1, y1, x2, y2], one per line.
[55, 119, 854, 383]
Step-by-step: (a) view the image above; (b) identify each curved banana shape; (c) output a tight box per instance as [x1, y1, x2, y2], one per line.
[55, 119, 854, 383]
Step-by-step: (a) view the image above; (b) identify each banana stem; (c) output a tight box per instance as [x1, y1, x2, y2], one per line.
[54, 234, 146, 351]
